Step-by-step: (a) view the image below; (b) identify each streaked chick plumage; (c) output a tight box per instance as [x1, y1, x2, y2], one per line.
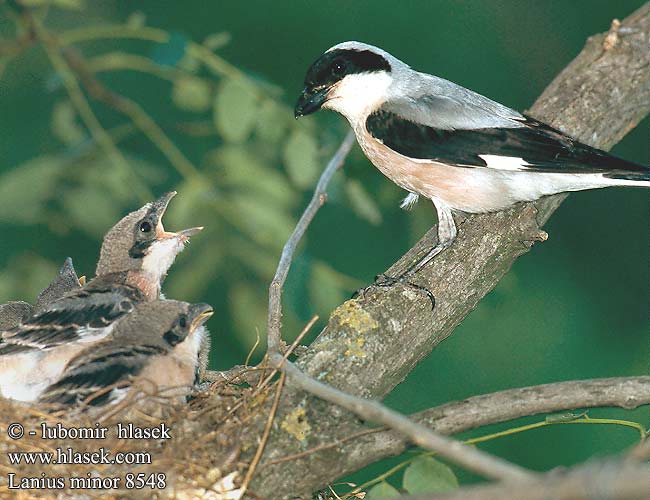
[39, 300, 213, 409]
[0, 192, 203, 402]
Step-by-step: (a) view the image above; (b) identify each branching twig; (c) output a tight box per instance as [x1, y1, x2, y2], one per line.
[60, 48, 203, 181]
[266, 131, 355, 355]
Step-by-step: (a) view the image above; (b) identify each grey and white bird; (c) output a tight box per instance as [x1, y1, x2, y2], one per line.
[295, 41, 649, 286]
[0, 192, 203, 402]
[39, 300, 213, 409]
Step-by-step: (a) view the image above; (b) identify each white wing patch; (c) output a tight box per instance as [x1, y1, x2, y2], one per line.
[399, 192, 420, 210]
[478, 154, 531, 171]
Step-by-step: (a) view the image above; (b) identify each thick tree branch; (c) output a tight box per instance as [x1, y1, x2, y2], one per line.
[284, 376, 650, 475]
[253, 4, 650, 498]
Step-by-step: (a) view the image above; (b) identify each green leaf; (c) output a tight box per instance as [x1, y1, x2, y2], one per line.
[61, 186, 121, 238]
[51, 100, 85, 145]
[366, 481, 400, 499]
[345, 178, 383, 225]
[283, 129, 320, 189]
[256, 100, 290, 145]
[203, 32, 231, 51]
[223, 192, 294, 250]
[229, 282, 268, 350]
[213, 146, 298, 210]
[214, 78, 258, 143]
[126, 12, 146, 28]
[172, 76, 213, 113]
[403, 456, 458, 494]
[309, 261, 349, 315]
[0, 156, 64, 224]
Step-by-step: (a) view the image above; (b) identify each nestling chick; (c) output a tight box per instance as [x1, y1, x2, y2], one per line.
[39, 300, 213, 409]
[95, 191, 202, 300]
[0, 192, 203, 402]
[0, 257, 82, 330]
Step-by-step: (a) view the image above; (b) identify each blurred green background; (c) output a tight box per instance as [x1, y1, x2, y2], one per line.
[0, 0, 648, 494]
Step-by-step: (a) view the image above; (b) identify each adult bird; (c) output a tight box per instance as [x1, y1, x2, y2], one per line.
[295, 41, 649, 300]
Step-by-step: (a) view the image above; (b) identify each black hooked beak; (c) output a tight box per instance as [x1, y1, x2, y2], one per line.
[294, 86, 330, 118]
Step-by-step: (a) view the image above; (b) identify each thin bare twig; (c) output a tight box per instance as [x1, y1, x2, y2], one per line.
[266, 131, 355, 355]
[271, 354, 533, 483]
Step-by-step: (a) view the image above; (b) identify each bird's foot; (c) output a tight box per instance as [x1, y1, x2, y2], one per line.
[353, 273, 435, 310]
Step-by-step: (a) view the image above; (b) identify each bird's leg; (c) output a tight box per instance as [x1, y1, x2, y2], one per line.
[356, 203, 457, 309]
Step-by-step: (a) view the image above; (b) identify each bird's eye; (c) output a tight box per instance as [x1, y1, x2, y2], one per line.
[178, 315, 187, 328]
[332, 61, 346, 76]
[139, 221, 152, 233]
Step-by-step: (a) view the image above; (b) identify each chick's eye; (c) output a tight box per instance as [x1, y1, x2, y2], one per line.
[178, 315, 187, 328]
[332, 61, 346, 76]
[139, 221, 152, 233]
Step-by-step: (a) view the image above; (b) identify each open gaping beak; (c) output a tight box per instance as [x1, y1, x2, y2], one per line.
[189, 303, 214, 332]
[294, 86, 330, 118]
[152, 191, 204, 241]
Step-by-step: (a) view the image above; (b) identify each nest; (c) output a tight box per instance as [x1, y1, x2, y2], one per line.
[0, 367, 274, 499]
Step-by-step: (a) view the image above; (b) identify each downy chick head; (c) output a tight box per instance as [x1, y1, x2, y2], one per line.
[95, 192, 202, 292]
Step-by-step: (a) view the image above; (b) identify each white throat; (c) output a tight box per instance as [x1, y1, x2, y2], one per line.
[323, 71, 392, 123]
[141, 238, 185, 285]
[172, 325, 205, 373]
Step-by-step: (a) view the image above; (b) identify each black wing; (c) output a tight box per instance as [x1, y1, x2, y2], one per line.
[366, 109, 649, 180]
[0, 281, 143, 354]
[39, 344, 166, 406]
